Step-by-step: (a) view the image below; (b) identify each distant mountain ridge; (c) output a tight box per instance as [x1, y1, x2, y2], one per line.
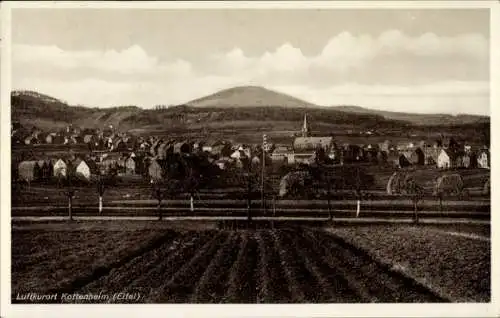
[334, 105, 490, 126]
[11, 87, 489, 135]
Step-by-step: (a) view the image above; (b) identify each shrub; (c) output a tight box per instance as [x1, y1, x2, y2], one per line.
[434, 174, 464, 197]
[278, 170, 313, 198]
[387, 171, 412, 195]
[482, 177, 490, 196]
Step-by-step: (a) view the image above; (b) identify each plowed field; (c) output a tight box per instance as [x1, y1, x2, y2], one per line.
[12, 226, 449, 303]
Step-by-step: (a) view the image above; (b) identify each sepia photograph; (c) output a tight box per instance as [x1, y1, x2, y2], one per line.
[1, 1, 498, 317]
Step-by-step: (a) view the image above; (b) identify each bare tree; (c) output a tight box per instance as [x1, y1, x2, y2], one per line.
[309, 164, 334, 220]
[434, 173, 464, 213]
[244, 162, 261, 224]
[96, 167, 117, 215]
[404, 177, 424, 224]
[58, 160, 75, 221]
[182, 153, 218, 214]
[151, 179, 166, 221]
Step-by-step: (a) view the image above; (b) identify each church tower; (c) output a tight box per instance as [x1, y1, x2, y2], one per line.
[301, 113, 310, 137]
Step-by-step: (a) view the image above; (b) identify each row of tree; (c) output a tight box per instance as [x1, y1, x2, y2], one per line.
[29, 148, 483, 224]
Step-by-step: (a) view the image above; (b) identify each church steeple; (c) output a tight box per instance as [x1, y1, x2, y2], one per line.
[301, 113, 310, 137]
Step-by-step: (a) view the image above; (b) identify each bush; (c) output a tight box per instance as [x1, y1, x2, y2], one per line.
[386, 171, 413, 195]
[278, 170, 313, 198]
[482, 177, 490, 196]
[434, 174, 464, 197]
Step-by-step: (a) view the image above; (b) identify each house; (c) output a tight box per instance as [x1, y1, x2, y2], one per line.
[326, 147, 338, 162]
[272, 146, 292, 163]
[73, 158, 92, 181]
[364, 148, 379, 163]
[230, 149, 248, 160]
[193, 141, 204, 152]
[124, 136, 138, 150]
[477, 149, 489, 169]
[215, 159, 230, 170]
[441, 137, 460, 150]
[157, 142, 173, 159]
[293, 129, 335, 165]
[53, 159, 68, 177]
[148, 159, 163, 180]
[378, 140, 393, 153]
[83, 134, 95, 144]
[113, 139, 128, 152]
[292, 151, 313, 165]
[139, 141, 150, 151]
[240, 145, 252, 158]
[424, 147, 440, 166]
[293, 137, 334, 152]
[202, 145, 213, 153]
[18, 161, 41, 183]
[174, 141, 191, 154]
[376, 151, 388, 164]
[406, 148, 425, 165]
[116, 157, 127, 172]
[150, 139, 163, 156]
[459, 153, 471, 168]
[100, 157, 119, 174]
[398, 153, 412, 168]
[136, 156, 150, 176]
[24, 135, 38, 145]
[45, 133, 57, 144]
[125, 157, 137, 175]
[211, 144, 232, 157]
[437, 149, 460, 169]
[340, 144, 364, 163]
[52, 134, 65, 145]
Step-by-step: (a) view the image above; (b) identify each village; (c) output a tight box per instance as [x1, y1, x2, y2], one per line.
[11, 113, 490, 185]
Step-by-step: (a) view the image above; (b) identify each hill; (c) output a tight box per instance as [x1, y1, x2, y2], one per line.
[183, 86, 319, 108]
[11, 89, 490, 145]
[335, 105, 489, 126]
[11, 90, 142, 131]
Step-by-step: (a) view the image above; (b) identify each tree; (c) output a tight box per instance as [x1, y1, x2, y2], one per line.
[96, 167, 117, 214]
[241, 157, 274, 224]
[151, 177, 182, 221]
[278, 170, 314, 199]
[349, 167, 374, 218]
[182, 153, 218, 214]
[404, 177, 424, 224]
[308, 163, 334, 220]
[151, 179, 165, 221]
[150, 153, 189, 220]
[434, 174, 464, 212]
[325, 166, 374, 218]
[57, 160, 75, 221]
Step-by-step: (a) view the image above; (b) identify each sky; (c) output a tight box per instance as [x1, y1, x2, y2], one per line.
[11, 8, 490, 115]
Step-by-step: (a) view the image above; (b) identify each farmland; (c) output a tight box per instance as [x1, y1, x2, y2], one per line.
[11, 221, 489, 303]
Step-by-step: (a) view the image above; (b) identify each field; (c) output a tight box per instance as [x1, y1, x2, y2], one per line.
[11, 221, 490, 304]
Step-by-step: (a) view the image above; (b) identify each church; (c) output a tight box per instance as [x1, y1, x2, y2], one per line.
[288, 114, 336, 165]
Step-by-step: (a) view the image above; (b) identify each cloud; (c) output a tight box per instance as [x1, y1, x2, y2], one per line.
[222, 30, 486, 76]
[12, 30, 489, 114]
[13, 44, 192, 76]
